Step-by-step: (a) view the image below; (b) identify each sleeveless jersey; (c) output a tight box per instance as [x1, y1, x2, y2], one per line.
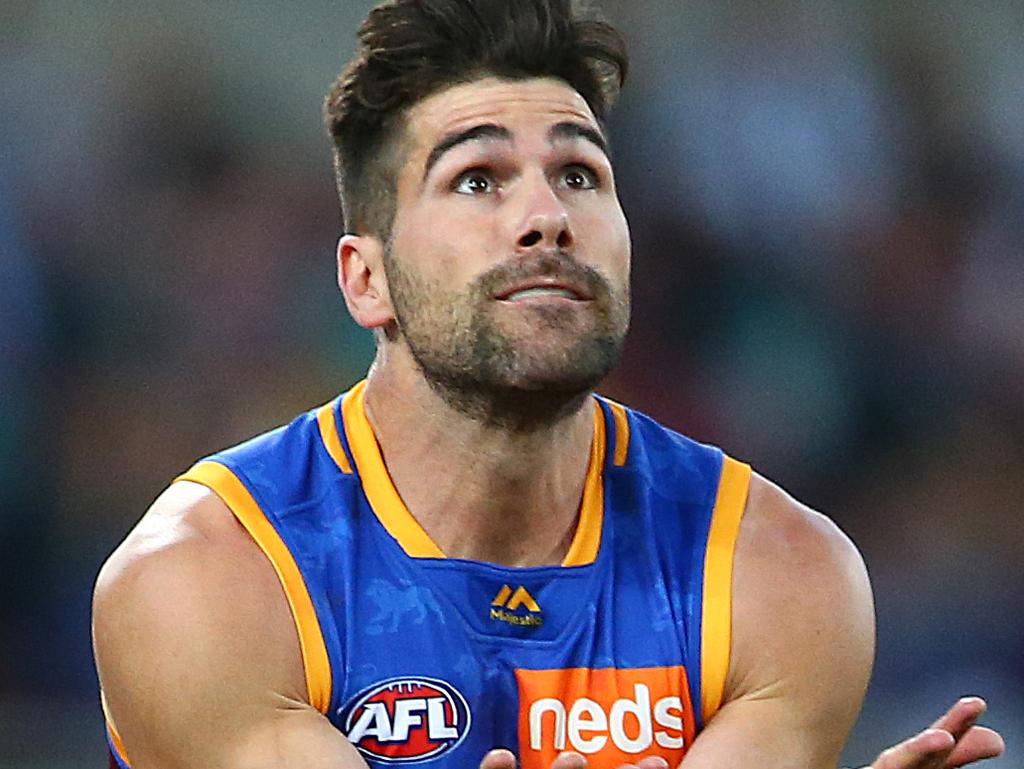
[105, 381, 750, 769]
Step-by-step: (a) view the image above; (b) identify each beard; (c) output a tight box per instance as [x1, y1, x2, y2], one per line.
[384, 248, 630, 431]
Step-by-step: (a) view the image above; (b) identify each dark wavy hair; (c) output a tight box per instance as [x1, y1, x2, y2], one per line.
[324, 0, 629, 237]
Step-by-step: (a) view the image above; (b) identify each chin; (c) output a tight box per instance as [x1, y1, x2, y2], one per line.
[402, 311, 625, 428]
[435, 349, 619, 430]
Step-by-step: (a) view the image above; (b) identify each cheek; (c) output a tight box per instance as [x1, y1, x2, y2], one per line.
[578, 204, 631, 277]
[405, 207, 503, 280]
[390, 228, 484, 294]
[611, 207, 632, 267]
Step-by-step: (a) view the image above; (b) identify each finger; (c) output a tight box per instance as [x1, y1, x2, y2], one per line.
[551, 752, 588, 769]
[930, 697, 987, 741]
[480, 748, 517, 769]
[944, 726, 1006, 768]
[636, 757, 670, 769]
[871, 728, 955, 769]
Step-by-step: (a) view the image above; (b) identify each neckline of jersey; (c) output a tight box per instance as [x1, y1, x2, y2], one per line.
[333, 379, 606, 567]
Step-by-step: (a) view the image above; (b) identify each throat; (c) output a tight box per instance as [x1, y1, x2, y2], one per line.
[397, 446, 594, 567]
[361, 373, 602, 567]
[437, 506, 582, 567]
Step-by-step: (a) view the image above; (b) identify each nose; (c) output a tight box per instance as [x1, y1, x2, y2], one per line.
[515, 175, 575, 252]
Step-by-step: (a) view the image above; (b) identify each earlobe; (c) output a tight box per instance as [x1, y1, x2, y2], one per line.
[337, 234, 394, 330]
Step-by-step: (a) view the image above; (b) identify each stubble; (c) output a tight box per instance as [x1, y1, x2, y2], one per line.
[384, 249, 630, 431]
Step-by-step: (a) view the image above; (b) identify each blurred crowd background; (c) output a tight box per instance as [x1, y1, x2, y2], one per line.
[1, 1, 1021, 766]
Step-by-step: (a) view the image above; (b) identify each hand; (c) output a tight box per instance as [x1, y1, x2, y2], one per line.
[862, 697, 1005, 769]
[478, 698, 1005, 769]
[479, 748, 670, 769]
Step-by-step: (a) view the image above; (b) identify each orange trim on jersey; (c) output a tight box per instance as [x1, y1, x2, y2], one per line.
[561, 400, 605, 566]
[700, 456, 752, 724]
[342, 380, 606, 566]
[342, 381, 446, 558]
[317, 399, 353, 474]
[175, 461, 333, 714]
[102, 692, 130, 766]
[603, 398, 631, 467]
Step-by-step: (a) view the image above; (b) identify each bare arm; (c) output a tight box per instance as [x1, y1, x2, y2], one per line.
[93, 482, 367, 769]
[680, 473, 876, 769]
[480, 473, 1003, 769]
[677, 475, 1004, 769]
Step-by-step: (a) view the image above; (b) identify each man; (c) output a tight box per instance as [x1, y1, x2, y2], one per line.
[92, 2, 1005, 768]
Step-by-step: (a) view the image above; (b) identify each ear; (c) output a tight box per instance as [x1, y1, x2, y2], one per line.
[337, 234, 395, 330]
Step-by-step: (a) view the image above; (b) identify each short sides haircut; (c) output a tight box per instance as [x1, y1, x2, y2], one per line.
[324, 0, 629, 237]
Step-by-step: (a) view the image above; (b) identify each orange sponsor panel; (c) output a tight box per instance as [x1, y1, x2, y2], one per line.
[515, 666, 696, 769]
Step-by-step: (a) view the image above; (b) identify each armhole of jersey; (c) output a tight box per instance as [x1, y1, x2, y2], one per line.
[700, 455, 752, 724]
[175, 461, 333, 714]
[102, 691, 131, 768]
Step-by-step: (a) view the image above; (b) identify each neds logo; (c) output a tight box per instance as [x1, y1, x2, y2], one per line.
[342, 677, 471, 763]
[529, 683, 684, 753]
[515, 667, 696, 769]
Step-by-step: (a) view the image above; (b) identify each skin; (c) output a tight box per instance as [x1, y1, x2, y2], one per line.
[339, 77, 630, 563]
[92, 76, 1005, 768]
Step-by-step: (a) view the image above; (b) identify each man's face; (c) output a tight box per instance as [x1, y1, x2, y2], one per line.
[383, 76, 631, 412]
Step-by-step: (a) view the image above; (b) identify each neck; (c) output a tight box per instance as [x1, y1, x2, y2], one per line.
[362, 353, 597, 567]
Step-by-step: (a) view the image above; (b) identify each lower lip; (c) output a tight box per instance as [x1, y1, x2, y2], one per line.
[498, 296, 588, 305]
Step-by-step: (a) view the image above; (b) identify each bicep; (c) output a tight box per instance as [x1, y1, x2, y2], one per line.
[93, 484, 366, 769]
[682, 475, 875, 768]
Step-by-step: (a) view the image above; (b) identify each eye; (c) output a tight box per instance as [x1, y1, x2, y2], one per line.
[453, 169, 497, 195]
[561, 165, 599, 190]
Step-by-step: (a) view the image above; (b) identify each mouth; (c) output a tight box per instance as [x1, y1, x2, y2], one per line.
[495, 280, 592, 302]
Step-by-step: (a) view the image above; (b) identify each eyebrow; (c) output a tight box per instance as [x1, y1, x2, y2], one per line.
[548, 121, 611, 161]
[423, 124, 512, 181]
[422, 120, 611, 181]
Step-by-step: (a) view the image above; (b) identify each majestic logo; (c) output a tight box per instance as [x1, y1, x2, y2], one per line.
[515, 667, 696, 769]
[341, 677, 471, 763]
[490, 584, 543, 628]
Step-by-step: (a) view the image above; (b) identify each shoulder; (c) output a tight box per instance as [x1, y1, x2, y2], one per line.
[725, 472, 875, 735]
[610, 401, 715, 457]
[211, 403, 329, 471]
[201, 400, 354, 513]
[678, 473, 875, 766]
[93, 481, 307, 763]
[94, 480, 285, 616]
[605, 400, 724, 496]
[737, 473, 870, 599]
[93, 480, 306, 689]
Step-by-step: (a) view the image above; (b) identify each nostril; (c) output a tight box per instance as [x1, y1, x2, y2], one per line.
[519, 231, 543, 248]
[556, 230, 573, 249]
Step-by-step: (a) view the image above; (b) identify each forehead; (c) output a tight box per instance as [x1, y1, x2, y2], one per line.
[405, 76, 600, 152]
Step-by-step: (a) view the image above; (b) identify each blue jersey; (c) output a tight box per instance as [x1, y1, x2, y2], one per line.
[106, 381, 750, 769]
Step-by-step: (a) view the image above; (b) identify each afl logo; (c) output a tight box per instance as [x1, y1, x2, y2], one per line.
[341, 677, 472, 763]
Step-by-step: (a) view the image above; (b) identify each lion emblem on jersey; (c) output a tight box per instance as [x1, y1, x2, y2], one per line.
[365, 578, 446, 634]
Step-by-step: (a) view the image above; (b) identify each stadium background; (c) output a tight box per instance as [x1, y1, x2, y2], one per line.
[1, 1, 1021, 766]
